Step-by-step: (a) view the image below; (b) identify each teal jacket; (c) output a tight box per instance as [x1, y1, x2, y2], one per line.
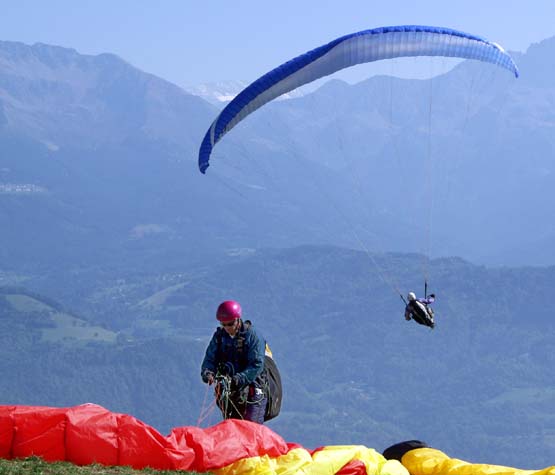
[201, 320, 266, 388]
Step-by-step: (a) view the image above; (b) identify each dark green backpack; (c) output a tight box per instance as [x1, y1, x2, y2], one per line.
[263, 352, 282, 422]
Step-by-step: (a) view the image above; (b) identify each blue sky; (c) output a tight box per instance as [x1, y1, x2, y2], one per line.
[2, 1, 554, 87]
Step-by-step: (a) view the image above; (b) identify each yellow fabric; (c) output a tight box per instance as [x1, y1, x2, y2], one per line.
[380, 459, 412, 475]
[214, 447, 313, 475]
[265, 344, 273, 358]
[401, 447, 555, 475]
[214, 445, 409, 475]
[307, 446, 408, 475]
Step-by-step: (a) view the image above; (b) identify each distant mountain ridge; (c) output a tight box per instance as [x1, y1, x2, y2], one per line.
[0, 40, 213, 150]
[1, 37, 554, 271]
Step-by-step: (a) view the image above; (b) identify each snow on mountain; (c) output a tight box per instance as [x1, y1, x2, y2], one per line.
[183, 79, 307, 106]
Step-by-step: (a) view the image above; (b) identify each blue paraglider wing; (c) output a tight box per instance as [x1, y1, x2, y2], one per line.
[199, 25, 519, 173]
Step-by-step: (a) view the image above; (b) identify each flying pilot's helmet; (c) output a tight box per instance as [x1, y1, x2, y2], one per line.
[216, 300, 242, 322]
[407, 292, 416, 301]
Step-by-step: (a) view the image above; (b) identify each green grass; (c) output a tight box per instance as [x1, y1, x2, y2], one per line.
[3, 291, 117, 344]
[0, 457, 209, 475]
[41, 312, 117, 343]
[5, 294, 52, 314]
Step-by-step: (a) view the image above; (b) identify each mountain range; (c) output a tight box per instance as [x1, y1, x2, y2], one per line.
[1, 37, 554, 272]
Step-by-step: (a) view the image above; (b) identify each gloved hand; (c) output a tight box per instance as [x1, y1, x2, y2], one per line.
[202, 370, 215, 385]
[230, 374, 242, 390]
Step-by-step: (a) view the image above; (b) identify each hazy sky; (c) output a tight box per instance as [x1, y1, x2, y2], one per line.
[2, 1, 554, 87]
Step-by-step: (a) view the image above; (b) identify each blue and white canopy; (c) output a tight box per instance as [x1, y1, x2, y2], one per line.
[198, 25, 519, 173]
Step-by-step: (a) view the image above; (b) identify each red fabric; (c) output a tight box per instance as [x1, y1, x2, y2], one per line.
[286, 441, 303, 451]
[310, 447, 368, 475]
[310, 445, 326, 455]
[65, 403, 118, 466]
[0, 406, 15, 458]
[0, 404, 290, 472]
[119, 414, 195, 470]
[12, 406, 67, 461]
[171, 418, 290, 471]
[337, 459, 368, 475]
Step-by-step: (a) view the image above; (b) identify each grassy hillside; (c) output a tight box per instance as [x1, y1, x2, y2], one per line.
[0, 288, 116, 344]
[0, 457, 207, 474]
[1, 247, 554, 468]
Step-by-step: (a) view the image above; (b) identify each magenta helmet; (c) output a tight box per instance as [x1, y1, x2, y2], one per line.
[216, 300, 242, 322]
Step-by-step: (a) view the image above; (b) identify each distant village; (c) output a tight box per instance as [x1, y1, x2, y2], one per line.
[0, 183, 46, 194]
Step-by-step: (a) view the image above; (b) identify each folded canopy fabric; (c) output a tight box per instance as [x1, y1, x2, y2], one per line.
[0, 404, 553, 475]
[0, 403, 405, 474]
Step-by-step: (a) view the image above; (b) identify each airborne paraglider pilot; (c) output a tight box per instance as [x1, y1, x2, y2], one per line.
[404, 292, 436, 328]
[201, 300, 268, 424]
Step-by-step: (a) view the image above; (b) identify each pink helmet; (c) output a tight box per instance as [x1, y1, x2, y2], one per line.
[216, 300, 242, 322]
